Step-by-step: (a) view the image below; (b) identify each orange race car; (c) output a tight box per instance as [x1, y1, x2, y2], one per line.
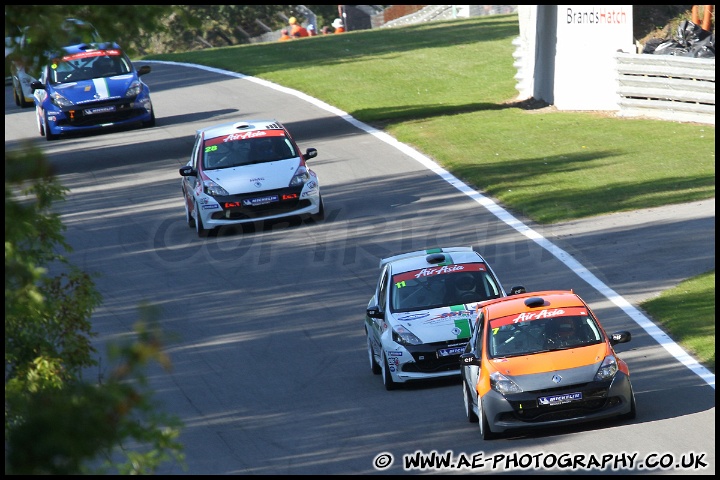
[460, 290, 636, 440]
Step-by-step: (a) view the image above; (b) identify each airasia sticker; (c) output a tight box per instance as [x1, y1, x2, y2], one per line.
[393, 263, 487, 283]
[489, 307, 589, 328]
[203, 129, 286, 147]
[224, 130, 266, 141]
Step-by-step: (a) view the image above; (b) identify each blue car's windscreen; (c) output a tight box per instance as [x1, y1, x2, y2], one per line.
[50, 49, 132, 84]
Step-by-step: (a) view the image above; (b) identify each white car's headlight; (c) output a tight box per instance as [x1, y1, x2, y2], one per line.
[289, 165, 310, 187]
[125, 80, 143, 97]
[489, 371, 523, 395]
[203, 179, 229, 197]
[594, 355, 618, 381]
[391, 325, 422, 346]
[50, 91, 73, 108]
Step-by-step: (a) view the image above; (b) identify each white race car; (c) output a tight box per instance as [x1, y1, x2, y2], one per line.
[179, 119, 324, 236]
[365, 247, 525, 390]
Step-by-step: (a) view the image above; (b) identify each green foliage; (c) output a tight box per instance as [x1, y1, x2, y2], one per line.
[5, 145, 185, 473]
[5, 5, 174, 76]
[5, 6, 343, 63]
[134, 5, 342, 54]
[4, 144, 88, 387]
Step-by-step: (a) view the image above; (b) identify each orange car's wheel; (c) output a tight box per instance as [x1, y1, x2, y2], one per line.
[623, 386, 637, 420]
[478, 397, 497, 440]
[463, 380, 478, 423]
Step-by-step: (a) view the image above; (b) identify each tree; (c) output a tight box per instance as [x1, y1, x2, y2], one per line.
[5, 5, 178, 75]
[5, 5, 346, 68]
[5, 147, 185, 473]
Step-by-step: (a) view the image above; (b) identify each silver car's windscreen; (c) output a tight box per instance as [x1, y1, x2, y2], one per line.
[391, 264, 502, 312]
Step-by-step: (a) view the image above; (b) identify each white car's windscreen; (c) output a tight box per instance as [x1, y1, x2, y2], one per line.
[203, 135, 297, 170]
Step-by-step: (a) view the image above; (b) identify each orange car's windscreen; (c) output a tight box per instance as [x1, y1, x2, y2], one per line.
[488, 307, 604, 357]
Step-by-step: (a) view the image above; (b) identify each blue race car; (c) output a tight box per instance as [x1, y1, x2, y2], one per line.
[31, 42, 155, 140]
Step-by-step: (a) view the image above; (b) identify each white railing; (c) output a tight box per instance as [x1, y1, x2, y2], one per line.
[615, 52, 715, 125]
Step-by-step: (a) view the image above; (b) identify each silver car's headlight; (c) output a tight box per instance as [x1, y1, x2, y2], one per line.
[50, 91, 73, 108]
[391, 325, 422, 346]
[594, 355, 618, 381]
[289, 165, 310, 187]
[489, 371, 523, 395]
[203, 179, 229, 197]
[125, 80, 143, 98]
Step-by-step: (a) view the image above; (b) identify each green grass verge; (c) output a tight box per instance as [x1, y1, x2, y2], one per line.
[144, 13, 715, 375]
[640, 271, 715, 373]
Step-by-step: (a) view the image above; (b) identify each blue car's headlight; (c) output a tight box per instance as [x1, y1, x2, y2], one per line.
[50, 91, 73, 108]
[125, 80, 143, 98]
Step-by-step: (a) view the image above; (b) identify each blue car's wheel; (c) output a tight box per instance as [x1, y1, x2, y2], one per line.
[142, 108, 156, 128]
[36, 108, 45, 137]
[44, 114, 59, 141]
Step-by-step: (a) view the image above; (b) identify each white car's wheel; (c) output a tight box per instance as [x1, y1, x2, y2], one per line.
[367, 334, 381, 375]
[463, 380, 478, 423]
[381, 352, 397, 391]
[194, 201, 208, 238]
[184, 195, 195, 228]
[311, 195, 325, 221]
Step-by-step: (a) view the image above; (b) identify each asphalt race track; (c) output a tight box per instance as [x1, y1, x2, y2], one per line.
[4, 62, 715, 475]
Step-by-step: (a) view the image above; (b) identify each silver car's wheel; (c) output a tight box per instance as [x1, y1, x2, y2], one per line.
[381, 352, 397, 391]
[18, 89, 32, 108]
[367, 334, 381, 375]
[463, 380, 478, 423]
[311, 195, 325, 221]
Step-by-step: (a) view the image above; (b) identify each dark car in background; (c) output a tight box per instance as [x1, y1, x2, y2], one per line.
[8, 18, 101, 109]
